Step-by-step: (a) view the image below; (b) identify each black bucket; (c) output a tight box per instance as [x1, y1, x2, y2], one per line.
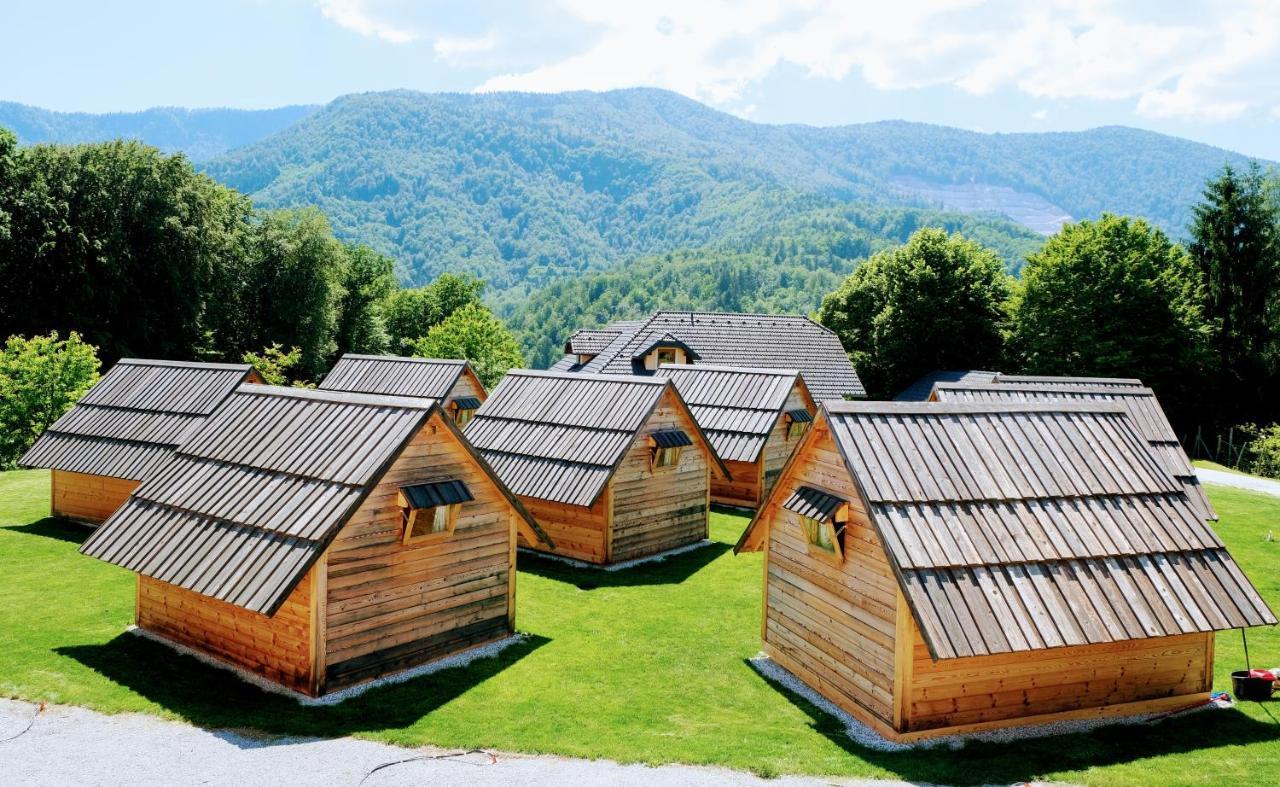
[1231, 670, 1275, 701]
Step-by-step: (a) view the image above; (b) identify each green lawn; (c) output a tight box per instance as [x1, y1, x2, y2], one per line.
[1, 469, 1278, 785]
[1194, 459, 1264, 478]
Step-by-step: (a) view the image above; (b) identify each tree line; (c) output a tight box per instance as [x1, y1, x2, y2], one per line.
[0, 128, 523, 383]
[818, 163, 1280, 455]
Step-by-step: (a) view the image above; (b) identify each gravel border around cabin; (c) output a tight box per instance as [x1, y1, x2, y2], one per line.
[0, 698, 909, 787]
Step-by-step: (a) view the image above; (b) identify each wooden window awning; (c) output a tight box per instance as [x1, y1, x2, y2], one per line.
[451, 397, 483, 411]
[785, 408, 813, 423]
[650, 429, 693, 448]
[783, 485, 845, 523]
[400, 479, 474, 509]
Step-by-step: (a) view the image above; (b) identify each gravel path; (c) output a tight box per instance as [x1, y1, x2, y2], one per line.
[0, 699, 906, 787]
[1197, 467, 1280, 497]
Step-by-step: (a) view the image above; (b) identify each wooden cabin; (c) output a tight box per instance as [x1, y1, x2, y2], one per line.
[464, 370, 729, 565]
[80, 385, 549, 697]
[931, 381, 1216, 520]
[319, 354, 487, 424]
[550, 311, 865, 401]
[20, 359, 262, 525]
[658, 364, 815, 509]
[736, 401, 1275, 742]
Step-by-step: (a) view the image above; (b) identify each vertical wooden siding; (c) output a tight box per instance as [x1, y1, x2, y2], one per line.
[904, 622, 1213, 731]
[610, 388, 711, 562]
[323, 411, 514, 690]
[761, 424, 900, 728]
[136, 571, 314, 693]
[51, 469, 139, 524]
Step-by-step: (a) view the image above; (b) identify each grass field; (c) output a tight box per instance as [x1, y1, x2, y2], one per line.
[1, 469, 1278, 785]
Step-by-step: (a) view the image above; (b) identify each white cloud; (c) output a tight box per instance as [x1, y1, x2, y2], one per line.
[1032, 109, 1048, 121]
[317, 0, 1280, 123]
[316, 0, 417, 44]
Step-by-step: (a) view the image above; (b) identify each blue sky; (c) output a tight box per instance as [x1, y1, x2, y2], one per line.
[4, 0, 1279, 159]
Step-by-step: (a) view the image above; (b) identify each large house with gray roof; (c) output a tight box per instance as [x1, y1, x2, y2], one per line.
[551, 311, 864, 401]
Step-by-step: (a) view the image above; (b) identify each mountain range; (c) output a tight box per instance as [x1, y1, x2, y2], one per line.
[2, 89, 1268, 361]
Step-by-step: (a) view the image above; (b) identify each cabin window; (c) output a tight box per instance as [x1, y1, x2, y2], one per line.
[402, 504, 458, 545]
[784, 409, 812, 441]
[782, 485, 848, 564]
[397, 480, 473, 546]
[648, 429, 692, 470]
[653, 445, 683, 468]
[655, 348, 677, 366]
[449, 397, 482, 427]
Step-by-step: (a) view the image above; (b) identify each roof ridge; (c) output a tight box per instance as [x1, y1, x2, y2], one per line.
[336, 353, 467, 365]
[469, 412, 638, 433]
[658, 363, 801, 377]
[236, 383, 438, 409]
[504, 368, 668, 385]
[117, 358, 253, 371]
[938, 382, 1156, 396]
[825, 401, 1130, 416]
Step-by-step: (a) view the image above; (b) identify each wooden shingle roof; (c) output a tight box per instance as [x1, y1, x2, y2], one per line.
[20, 359, 257, 482]
[318, 354, 481, 400]
[932, 381, 1215, 520]
[741, 401, 1274, 661]
[80, 385, 546, 615]
[551, 311, 864, 400]
[463, 369, 727, 507]
[658, 364, 810, 463]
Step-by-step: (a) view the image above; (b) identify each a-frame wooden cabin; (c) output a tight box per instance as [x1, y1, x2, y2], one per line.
[20, 359, 262, 524]
[658, 364, 815, 509]
[81, 385, 549, 697]
[319, 354, 487, 424]
[737, 400, 1274, 742]
[464, 370, 730, 565]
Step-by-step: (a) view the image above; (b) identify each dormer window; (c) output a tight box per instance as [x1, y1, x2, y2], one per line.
[398, 480, 473, 546]
[649, 429, 692, 470]
[656, 348, 677, 366]
[783, 485, 848, 564]
[450, 396, 482, 426]
[785, 408, 813, 441]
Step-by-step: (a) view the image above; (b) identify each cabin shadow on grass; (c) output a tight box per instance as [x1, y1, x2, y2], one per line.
[517, 541, 730, 590]
[749, 657, 1280, 786]
[56, 632, 550, 743]
[2, 517, 92, 545]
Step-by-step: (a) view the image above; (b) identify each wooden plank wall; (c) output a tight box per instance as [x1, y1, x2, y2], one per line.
[51, 469, 139, 524]
[761, 423, 900, 728]
[610, 388, 711, 562]
[517, 494, 609, 563]
[905, 623, 1213, 732]
[760, 385, 811, 500]
[323, 411, 514, 691]
[712, 459, 761, 508]
[137, 572, 314, 693]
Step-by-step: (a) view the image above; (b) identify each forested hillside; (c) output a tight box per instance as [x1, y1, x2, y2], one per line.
[499, 204, 1045, 365]
[0, 102, 318, 162]
[202, 88, 1260, 289]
